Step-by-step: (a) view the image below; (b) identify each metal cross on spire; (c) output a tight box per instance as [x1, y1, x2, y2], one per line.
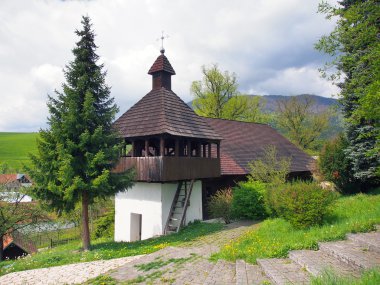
[157, 31, 169, 54]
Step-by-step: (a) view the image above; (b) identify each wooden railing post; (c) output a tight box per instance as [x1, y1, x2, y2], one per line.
[175, 139, 179, 157]
[187, 141, 191, 157]
[160, 137, 165, 156]
[145, 139, 149, 157]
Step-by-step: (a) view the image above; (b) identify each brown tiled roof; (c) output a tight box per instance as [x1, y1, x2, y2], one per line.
[0, 174, 17, 184]
[113, 88, 222, 140]
[3, 231, 37, 254]
[148, 53, 176, 75]
[0, 174, 31, 184]
[204, 118, 314, 175]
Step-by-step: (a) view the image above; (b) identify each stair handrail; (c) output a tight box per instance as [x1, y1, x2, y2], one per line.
[177, 179, 194, 232]
[164, 181, 183, 234]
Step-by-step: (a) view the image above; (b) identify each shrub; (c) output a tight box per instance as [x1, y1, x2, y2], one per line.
[208, 188, 233, 224]
[318, 134, 359, 193]
[248, 145, 291, 185]
[232, 181, 268, 220]
[93, 210, 114, 239]
[266, 181, 337, 229]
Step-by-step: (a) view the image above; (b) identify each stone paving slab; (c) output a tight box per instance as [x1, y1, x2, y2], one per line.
[257, 258, 310, 285]
[319, 240, 380, 270]
[246, 263, 271, 285]
[0, 255, 143, 285]
[236, 260, 248, 285]
[236, 259, 270, 285]
[204, 259, 236, 285]
[289, 249, 361, 278]
[347, 231, 380, 253]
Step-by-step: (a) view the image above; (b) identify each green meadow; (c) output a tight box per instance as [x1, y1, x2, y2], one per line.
[0, 132, 38, 171]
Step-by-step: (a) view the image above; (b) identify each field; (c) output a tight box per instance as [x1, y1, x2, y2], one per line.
[0, 132, 38, 171]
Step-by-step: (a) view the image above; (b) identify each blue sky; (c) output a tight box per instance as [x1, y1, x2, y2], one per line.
[0, 0, 339, 132]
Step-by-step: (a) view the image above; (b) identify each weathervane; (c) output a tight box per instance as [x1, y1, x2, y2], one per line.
[157, 31, 169, 54]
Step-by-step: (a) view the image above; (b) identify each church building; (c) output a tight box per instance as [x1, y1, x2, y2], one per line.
[113, 50, 312, 242]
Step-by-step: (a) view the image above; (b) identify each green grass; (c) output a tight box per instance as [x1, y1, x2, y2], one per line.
[0, 132, 38, 171]
[311, 268, 380, 285]
[0, 221, 223, 276]
[213, 191, 380, 264]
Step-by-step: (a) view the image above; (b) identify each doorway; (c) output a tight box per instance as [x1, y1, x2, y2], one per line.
[130, 213, 142, 241]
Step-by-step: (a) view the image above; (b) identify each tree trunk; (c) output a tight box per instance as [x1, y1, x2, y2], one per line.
[81, 191, 91, 251]
[0, 235, 4, 261]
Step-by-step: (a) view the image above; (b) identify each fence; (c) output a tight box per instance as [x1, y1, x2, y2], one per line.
[29, 227, 81, 249]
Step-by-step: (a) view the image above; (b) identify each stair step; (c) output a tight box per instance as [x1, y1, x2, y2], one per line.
[347, 232, 380, 253]
[203, 259, 236, 285]
[319, 240, 380, 270]
[289, 249, 361, 278]
[236, 259, 269, 285]
[257, 258, 310, 285]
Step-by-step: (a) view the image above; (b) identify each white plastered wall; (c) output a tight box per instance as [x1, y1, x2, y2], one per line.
[115, 182, 162, 242]
[115, 180, 203, 242]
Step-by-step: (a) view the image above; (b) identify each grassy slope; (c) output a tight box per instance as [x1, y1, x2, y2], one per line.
[213, 190, 380, 264]
[0, 132, 38, 171]
[0, 222, 223, 276]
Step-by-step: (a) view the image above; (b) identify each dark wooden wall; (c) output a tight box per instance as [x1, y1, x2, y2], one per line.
[114, 156, 221, 182]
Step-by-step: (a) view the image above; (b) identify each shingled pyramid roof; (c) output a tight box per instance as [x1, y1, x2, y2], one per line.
[148, 53, 176, 75]
[113, 53, 221, 140]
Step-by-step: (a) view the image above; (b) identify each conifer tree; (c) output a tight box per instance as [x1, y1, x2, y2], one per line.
[316, 0, 380, 185]
[28, 16, 132, 250]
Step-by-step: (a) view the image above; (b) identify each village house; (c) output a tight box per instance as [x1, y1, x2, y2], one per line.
[113, 50, 313, 242]
[0, 173, 33, 203]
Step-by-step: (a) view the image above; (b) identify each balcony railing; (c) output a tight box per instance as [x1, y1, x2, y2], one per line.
[114, 156, 220, 182]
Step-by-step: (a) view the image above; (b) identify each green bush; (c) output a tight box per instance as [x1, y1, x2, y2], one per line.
[208, 188, 233, 224]
[232, 181, 268, 220]
[318, 134, 359, 193]
[93, 210, 114, 239]
[266, 181, 337, 228]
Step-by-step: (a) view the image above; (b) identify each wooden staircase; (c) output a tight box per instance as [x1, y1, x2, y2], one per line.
[164, 180, 194, 234]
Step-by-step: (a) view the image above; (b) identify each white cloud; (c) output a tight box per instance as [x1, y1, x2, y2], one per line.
[246, 66, 340, 97]
[0, 0, 339, 132]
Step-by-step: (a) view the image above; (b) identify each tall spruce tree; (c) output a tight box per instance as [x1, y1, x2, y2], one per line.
[28, 16, 132, 250]
[316, 0, 380, 186]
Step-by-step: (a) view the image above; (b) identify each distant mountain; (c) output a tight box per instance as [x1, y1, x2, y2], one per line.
[187, 94, 339, 113]
[256, 94, 338, 113]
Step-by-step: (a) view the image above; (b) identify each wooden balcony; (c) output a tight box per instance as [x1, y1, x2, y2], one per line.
[114, 156, 221, 182]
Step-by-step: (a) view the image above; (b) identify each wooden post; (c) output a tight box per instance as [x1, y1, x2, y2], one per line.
[217, 142, 220, 158]
[175, 139, 179, 157]
[131, 141, 135, 157]
[187, 140, 191, 157]
[160, 137, 165, 156]
[202, 144, 206, 158]
[145, 139, 149, 157]
[196, 142, 201, 157]
[208, 143, 212, 158]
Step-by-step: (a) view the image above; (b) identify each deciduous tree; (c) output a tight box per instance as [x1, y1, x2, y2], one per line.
[28, 16, 133, 250]
[0, 185, 45, 261]
[275, 96, 330, 150]
[191, 64, 263, 122]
